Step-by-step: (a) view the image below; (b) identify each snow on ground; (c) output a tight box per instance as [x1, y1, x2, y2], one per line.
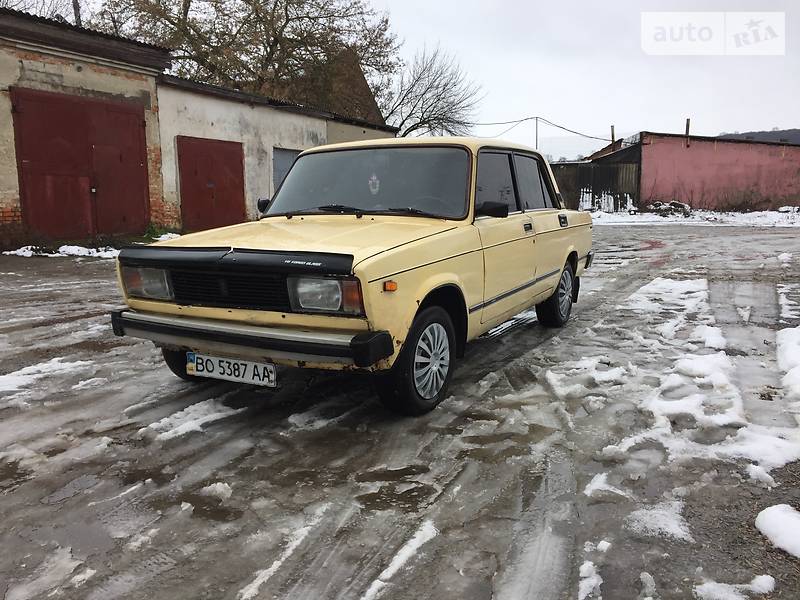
[360, 520, 439, 600]
[137, 396, 246, 440]
[3, 546, 82, 600]
[624, 500, 694, 542]
[777, 284, 800, 320]
[755, 504, 800, 558]
[237, 504, 330, 600]
[603, 279, 800, 475]
[153, 233, 181, 241]
[3, 245, 120, 259]
[776, 327, 800, 401]
[577, 560, 602, 600]
[693, 575, 775, 600]
[0, 357, 93, 408]
[590, 209, 800, 227]
[199, 482, 233, 501]
[582, 473, 633, 501]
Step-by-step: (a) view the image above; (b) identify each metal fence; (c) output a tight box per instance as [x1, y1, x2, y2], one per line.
[551, 162, 640, 212]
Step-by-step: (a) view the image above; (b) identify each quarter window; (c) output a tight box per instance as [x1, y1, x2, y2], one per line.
[514, 154, 548, 210]
[476, 152, 518, 212]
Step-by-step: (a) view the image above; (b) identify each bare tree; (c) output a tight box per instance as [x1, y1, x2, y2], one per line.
[379, 47, 481, 137]
[1, 0, 83, 24]
[90, 0, 400, 102]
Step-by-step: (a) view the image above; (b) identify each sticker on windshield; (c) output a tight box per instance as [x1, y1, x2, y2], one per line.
[368, 173, 380, 195]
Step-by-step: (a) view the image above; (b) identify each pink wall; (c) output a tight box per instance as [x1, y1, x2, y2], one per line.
[640, 133, 800, 210]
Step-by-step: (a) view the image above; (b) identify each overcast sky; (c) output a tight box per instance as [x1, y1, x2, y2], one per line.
[371, 0, 799, 158]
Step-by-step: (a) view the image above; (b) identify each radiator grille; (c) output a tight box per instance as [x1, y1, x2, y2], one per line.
[169, 270, 290, 312]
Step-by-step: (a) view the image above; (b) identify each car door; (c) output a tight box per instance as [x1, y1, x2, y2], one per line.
[516, 153, 568, 296]
[473, 150, 535, 323]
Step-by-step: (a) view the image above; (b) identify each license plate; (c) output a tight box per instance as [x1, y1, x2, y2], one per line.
[186, 352, 276, 387]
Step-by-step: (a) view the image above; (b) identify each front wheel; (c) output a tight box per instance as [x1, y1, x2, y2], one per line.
[375, 306, 456, 416]
[535, 262, 575, 327]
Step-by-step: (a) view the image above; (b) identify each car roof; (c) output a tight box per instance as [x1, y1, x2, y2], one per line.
[301, 136, 544, 159]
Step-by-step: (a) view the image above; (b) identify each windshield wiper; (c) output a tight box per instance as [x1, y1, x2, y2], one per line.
[316, 204, 364, 214]
[385, 207, 440, 218]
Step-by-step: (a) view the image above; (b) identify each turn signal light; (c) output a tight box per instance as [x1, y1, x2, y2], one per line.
[383, 280, 398, 292]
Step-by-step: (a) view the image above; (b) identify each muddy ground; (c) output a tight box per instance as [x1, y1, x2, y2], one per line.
[1, 225, 799, 599]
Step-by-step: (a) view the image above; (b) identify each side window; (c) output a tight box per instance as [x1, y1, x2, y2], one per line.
[513, 154, 547, 210]
[537, 162, 558, 208]
[476, 152, 518, 213]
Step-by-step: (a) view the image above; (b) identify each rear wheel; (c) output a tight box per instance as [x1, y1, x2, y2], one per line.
[535, 262, 574, 327]
[162, 349, 202, 382]
[375, 306, 456, 416]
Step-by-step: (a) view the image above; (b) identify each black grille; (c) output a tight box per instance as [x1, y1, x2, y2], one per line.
[170, 269, 290, 312]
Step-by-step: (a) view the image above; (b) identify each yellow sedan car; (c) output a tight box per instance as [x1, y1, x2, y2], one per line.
[111, 137, 593, 415]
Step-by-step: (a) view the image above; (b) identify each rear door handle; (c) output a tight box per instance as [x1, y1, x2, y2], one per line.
[558, 214, 568, 227]
[523, 222, 533, 233]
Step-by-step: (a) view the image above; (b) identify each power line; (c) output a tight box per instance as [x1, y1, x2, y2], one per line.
[471, 115, 612, 142]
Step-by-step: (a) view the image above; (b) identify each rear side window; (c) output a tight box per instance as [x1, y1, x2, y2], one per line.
[514, 154, 547, 210]
[476, 152, 518, 212]
[538, 162, 558, 208]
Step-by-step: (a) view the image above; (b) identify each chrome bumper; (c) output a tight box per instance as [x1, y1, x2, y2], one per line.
[110, 309, 394, 368]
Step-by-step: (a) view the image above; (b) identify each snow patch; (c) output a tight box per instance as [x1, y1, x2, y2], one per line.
[361, 520, 439, 600]
[591, 209, 800, 228]
[237, 504, 329, 600]
[69, 568, 96, 588]
[690, 325, 727, 350]
[0, 357, 93, 394]
[199, 482, 232, 501]
[583, 473, 633, 500]
[624, 500, 694, 542]
[755, 504, 800, 558]
[3, 245, 119, 259]
[577, 560, 603, 600]
[139, 397, 245, 440]
[746, 464, 777, 488]
[154, 233, 181, 241]
[776, 327, 800, 400]
[694, 574, 775, 600]
[777, 284, 799, 319]
[4, 546, 81, 600]
[126, 527, 159, 551]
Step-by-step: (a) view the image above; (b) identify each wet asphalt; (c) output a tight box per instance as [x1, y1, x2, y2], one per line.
[0, 224, 799, 600]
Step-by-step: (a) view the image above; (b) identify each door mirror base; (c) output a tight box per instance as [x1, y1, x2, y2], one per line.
[475, 201, 509, 218]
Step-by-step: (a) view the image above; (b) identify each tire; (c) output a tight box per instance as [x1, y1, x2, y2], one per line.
[162, 348, 203, 382]
[535, 262, 575, 328]
[375, 306, 456, 416]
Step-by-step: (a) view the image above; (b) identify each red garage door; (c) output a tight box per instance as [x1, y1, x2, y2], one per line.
[11, 87, 149, 239]
[177, 136, 246, 232]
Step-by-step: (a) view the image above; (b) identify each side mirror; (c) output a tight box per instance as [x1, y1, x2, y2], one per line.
[257, 197, 270, 214]
[475, 201, 509, 218]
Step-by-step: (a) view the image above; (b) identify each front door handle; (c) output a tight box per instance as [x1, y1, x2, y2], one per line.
[523, 222, 533, 233]
[558, 214, 568, 227]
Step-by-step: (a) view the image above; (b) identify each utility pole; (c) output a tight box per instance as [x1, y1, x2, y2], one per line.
[685, 117, 691, 147]
[72, 0, 82, 26]
[535, 116, 539, 149]
[611, 125, 615, 144]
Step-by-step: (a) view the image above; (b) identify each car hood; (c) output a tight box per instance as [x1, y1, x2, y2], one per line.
[156, 215, 458, 267]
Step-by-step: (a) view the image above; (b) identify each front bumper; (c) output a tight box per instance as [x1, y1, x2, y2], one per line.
[110, 309, 394, 368]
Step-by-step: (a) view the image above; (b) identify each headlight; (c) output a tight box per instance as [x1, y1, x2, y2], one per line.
[288, 277, 363, 315]
[121, 266, 174, 301]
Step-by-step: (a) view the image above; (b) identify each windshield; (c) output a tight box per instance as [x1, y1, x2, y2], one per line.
[266, 146, 470, 219]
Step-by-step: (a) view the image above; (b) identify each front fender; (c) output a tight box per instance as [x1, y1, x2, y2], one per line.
[359, 260, 481, 367]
